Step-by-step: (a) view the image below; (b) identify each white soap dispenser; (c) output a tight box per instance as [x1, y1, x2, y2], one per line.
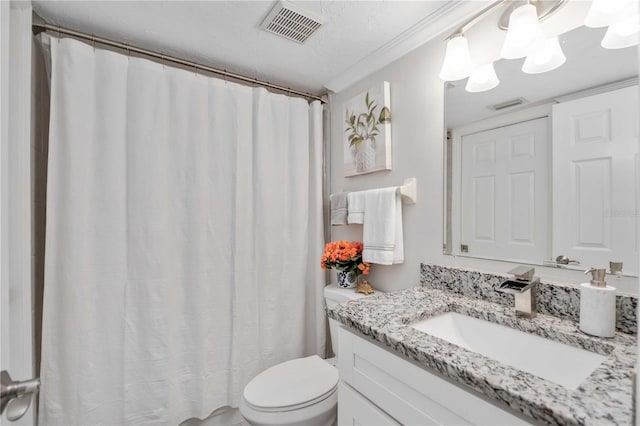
[579, 268, 616, 338]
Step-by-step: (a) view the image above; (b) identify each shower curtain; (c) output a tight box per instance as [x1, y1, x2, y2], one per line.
[39, 37, 325, 425]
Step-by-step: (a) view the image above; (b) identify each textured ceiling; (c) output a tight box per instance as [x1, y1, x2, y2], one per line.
[33, 0, 471, 95]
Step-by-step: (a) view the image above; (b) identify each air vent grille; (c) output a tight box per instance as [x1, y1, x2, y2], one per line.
[488, 97, 527, 111]
[261, 1, 324, 44]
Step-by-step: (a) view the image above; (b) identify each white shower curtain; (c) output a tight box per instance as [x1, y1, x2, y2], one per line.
[39, 37, 325, 425]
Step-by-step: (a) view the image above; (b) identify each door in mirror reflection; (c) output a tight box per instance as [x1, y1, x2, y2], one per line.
[460, 118, 549, 263]
[552, 86, 638, 276]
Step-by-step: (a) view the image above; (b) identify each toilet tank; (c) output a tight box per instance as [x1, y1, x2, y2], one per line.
[324, 284, 382, 358]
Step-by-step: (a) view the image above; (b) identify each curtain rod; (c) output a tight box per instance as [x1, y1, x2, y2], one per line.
[32, 21, 328, 104]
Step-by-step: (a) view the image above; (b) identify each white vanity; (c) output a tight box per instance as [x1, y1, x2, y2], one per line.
[327, 272, 637, 426]
[337, 326, 533, 425]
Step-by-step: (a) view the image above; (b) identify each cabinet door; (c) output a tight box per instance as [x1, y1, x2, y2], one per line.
[552, 86, 638, 275]
[339, 326, 533, 426]
[338, 382, 399, 426]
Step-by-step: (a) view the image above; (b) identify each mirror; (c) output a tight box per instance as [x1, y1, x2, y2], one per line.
[444, 24, 639, 276]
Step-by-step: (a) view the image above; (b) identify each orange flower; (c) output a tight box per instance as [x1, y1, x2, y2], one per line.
[320, 240, 371, 278]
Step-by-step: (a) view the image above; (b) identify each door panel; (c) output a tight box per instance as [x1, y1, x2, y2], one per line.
[1, 3, 36, 424]
[552, 86, 638, 275]
[461, 117, 549, 263]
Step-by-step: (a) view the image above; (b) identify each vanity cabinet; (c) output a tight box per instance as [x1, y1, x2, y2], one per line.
[338, 382, 399, 425]
[337, 326, 534, 426]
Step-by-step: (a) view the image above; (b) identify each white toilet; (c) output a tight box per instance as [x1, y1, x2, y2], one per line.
[239, 284, 375, 426]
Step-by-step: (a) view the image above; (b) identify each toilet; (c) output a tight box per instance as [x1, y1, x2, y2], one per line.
[239, 283, 376, 426]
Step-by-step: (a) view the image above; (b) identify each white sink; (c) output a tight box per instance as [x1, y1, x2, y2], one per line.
[410, 312, 607, 390]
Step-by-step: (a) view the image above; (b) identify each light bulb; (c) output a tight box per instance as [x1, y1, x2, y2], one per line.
[465, 63, 500, 93]
[585, 0, 630, 28]
[501, 4, 545, 59]
[602, 13, 640, 49]
[522, 36, 566, 74]
[439, 35, 474, 81]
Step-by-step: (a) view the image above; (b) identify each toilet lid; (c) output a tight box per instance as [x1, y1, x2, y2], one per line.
[243, 355, 338, 410]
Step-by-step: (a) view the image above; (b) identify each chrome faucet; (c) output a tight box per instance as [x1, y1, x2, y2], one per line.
[498, 266, 539, 318]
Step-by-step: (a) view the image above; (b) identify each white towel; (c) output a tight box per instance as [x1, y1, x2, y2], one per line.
[330, 192, 349, 226]
[347, 191, 365, 224]
[362, 187, 404, 265]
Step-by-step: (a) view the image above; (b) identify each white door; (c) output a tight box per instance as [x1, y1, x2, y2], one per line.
[552, 86, 638, 275]
[460, 118, 549, 264]
[1, 2, 36, 424]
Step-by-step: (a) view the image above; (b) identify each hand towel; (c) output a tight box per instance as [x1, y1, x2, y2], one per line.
[362, 187, 404, 265]
[330, 192, 349, 226]
[347, 191, 365, 224]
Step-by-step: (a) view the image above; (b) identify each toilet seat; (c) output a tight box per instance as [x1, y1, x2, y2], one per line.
[240, 355, 338, 426]
[244, 384, 337, 413]
[243, 355, 338, 410]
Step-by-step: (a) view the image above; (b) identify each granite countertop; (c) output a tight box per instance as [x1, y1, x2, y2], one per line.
[327, 286, 637, 426]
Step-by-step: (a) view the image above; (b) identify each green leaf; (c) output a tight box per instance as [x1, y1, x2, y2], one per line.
[379, 106, 391, 123]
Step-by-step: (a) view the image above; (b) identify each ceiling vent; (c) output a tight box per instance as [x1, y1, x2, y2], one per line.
[488, 97, 528, 111]
[261, 1, 324, 44]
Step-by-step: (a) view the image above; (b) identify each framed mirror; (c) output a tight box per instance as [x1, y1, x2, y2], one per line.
[444, 24, 639, 276]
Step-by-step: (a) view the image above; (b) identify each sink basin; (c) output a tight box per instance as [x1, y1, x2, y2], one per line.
[410, 312, 607, 390]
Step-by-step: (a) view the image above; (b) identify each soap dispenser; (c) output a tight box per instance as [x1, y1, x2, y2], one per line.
[579, 268, 616, 338]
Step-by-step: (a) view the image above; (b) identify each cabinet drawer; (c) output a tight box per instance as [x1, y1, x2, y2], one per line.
[338, 382, 400, 426]
[338, 326, 533, 426]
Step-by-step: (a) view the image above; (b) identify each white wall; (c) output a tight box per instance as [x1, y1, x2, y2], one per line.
[328, 14, 639, 295]
[329, 36, 446, 293]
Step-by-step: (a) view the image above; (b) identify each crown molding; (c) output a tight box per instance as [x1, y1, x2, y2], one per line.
[323, 0, 494, 94]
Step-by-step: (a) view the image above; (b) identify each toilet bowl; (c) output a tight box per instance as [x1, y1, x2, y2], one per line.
[239, 284, 377, 426]
[239, 355, 338, 426]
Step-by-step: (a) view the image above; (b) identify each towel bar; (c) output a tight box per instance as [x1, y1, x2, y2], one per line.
[332, 178, 417, 205]
[398, 178, 417, 205]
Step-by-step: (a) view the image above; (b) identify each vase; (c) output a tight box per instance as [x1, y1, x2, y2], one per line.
[337, 270, 357, 288]
[355, 138, 376, 173]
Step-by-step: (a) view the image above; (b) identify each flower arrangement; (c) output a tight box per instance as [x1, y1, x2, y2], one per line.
[320, 240, 371, 278]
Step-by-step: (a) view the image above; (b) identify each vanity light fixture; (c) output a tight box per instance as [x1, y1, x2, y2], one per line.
[600, 13, 640, 49]
[585, 0, 639, 49]
[584, 0, 629, 28]
[500, 3, 544, 59]
[522, 36, 566, 74]
[465, 63, 500, 92]
[438, 0, 567, 91]
[439, 34, 475, 81]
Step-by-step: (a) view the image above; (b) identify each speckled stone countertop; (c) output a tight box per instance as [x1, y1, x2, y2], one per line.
[327, 286, 637, 425]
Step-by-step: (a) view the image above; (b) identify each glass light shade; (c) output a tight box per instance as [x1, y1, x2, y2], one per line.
[439, 35, 474, 81]
[465, 63, 500, 93]
[601, 14, 640, 49]
[522, 36, 566, 74]
[500, 4, 544, 59]
[585, 0, 629, 28]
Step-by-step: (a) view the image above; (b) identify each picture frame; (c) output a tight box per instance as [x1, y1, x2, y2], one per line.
[343, 81, 392, 177]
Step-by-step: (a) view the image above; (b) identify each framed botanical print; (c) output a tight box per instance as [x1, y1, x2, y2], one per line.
[343, 81, 392, 177]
